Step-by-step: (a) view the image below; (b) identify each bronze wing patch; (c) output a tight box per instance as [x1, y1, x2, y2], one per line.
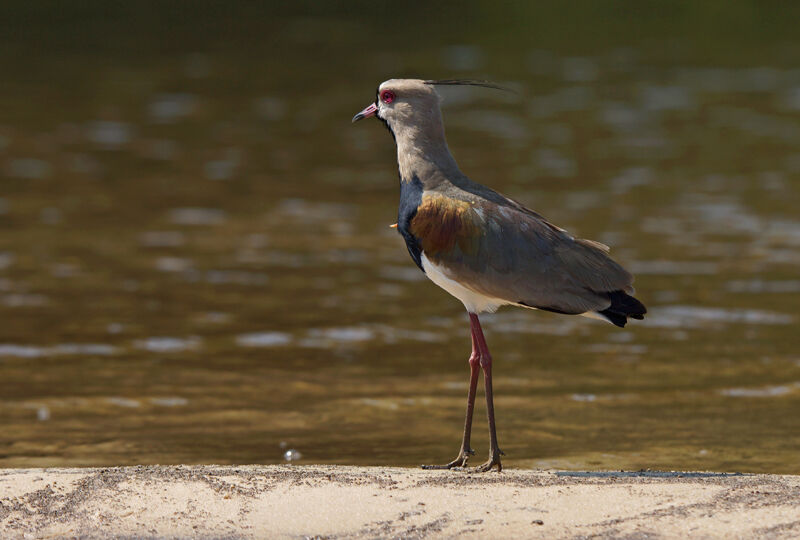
[408, 193, 483, 259]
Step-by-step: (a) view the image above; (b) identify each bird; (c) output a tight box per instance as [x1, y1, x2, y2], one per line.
[352, 78, 646, 472]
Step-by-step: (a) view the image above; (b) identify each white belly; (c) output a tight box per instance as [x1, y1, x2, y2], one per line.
[420, 253, 511, 314]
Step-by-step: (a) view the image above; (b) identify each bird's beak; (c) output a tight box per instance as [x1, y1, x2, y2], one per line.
[352, 102, 378, 123]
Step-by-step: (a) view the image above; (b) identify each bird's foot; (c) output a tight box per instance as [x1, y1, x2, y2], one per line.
[472, 448, 504, 473]
[421, 447, 475, 470]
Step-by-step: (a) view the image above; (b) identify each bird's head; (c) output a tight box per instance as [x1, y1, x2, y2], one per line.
[351, 79, 442, 133]
[352, 79, 511, 140]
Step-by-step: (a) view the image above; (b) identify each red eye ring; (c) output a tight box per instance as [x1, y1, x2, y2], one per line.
[380, 90, 395, 104]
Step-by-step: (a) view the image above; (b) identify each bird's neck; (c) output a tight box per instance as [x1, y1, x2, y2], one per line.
[393, 123, 460, 186]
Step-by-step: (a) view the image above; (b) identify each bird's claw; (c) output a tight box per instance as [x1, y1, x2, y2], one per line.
[421, 447, 475, 470]
[473, 447, 504, 472]
[473, 455, 503, 472]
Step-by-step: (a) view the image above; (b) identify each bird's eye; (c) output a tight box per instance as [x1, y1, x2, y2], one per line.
[380, 90, 395, 104]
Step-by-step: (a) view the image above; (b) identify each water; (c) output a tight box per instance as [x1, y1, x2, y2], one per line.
[1, 3, 799, 473]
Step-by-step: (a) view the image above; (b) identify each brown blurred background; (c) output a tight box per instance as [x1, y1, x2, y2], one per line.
[1, 1, 799, 472]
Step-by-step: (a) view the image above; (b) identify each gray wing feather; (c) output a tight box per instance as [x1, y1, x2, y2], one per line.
[437, 201, 634, 314]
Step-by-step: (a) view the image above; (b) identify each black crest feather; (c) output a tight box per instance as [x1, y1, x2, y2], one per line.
[424, 79, 514, 93]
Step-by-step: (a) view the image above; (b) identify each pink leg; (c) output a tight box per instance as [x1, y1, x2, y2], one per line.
[421, 314, 482, 469]
[470, 312, 504, 472]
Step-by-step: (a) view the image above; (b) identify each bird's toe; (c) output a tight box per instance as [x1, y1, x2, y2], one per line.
[472, 452, 503, 473]
[421, 450, 474, 470]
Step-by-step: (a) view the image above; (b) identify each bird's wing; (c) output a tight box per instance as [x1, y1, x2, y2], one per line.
[409, 191, 634, 314]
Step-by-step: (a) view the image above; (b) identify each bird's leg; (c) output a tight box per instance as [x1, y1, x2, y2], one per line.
[421, 317, 481, 470]
[470, 313, 504, 472]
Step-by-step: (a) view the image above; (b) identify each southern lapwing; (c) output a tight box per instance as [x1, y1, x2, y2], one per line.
[352, 78, 646, 472]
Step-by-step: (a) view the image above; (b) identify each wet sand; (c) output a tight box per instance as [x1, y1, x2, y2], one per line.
[1, 465, 798, 538]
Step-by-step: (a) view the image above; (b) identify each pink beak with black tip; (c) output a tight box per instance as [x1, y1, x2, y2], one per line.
[352, 102, 378, 123]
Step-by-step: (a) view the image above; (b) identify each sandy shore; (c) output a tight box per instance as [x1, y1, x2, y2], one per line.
[1, 465, 798, 539]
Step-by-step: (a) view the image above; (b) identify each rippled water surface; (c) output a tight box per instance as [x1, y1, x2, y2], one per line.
[1, 4, 799, 473]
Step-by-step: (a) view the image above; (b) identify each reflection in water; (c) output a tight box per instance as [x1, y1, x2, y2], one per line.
[236, 332, 292, 348]
[134, 337, 202, 353]
[720, 384, 800, 398]
[0, 3, 799, 473]
[643, 306, 795, 328]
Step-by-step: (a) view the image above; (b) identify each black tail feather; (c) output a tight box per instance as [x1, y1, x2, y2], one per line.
[598, 290, 647, 328]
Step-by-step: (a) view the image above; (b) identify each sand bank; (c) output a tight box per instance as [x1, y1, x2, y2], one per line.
[1, 465, 799, 538]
